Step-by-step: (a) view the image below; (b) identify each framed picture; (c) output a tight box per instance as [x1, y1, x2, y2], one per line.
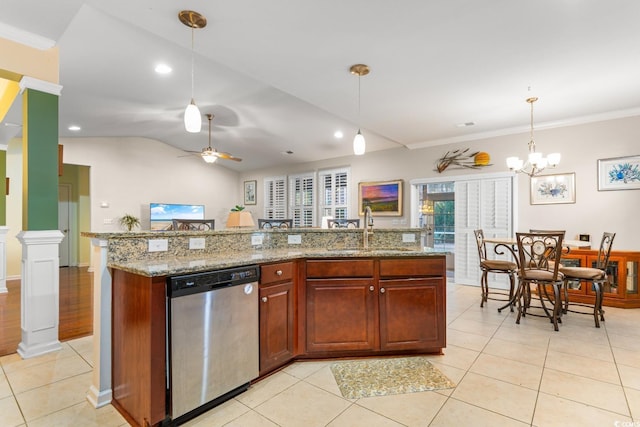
[530, 173, 576, 205]
[598, 155, 640, 191]
[358, 180, 403, 216]
[244, 180, 257, 205]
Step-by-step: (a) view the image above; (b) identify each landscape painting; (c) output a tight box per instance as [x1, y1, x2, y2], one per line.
[358, 180, 403, 216]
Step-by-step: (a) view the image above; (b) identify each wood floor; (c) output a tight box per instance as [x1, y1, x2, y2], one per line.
[0, 267, 93, 357]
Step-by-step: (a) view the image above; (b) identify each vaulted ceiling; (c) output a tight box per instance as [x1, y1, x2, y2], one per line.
[2, 1, 640, 172]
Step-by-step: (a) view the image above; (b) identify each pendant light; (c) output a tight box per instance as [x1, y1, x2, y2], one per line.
[179, 10, 207, 133]
[350, 64, 370, 156]
[506, 96, 561, 177]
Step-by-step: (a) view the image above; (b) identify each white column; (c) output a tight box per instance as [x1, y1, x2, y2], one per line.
[86, 238, 112, 408]
[0, 226, 9, 293]
[16, 230, 65, 358]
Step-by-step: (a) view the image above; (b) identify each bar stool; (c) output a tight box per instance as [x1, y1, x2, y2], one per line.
[474, 230, 518, 312]
[560, 232, 616, 328]
[514, 231, 565, 331]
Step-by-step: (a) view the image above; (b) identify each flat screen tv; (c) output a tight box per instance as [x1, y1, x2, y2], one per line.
[150, 203, 205, 230]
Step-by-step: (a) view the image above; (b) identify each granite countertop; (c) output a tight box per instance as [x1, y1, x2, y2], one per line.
[110, 247, 447, 277]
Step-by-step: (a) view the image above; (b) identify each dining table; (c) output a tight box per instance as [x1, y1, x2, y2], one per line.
[482, 235, 591, 312]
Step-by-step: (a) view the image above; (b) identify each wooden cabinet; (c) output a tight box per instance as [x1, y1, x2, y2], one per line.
[305, 257, 445, 356]
[111, 269, 167, 427]
[259, 262, 295, 374]
[561, 249, 640, 308]
[305, 259, 376, 353]
[378, 257, 446, 352]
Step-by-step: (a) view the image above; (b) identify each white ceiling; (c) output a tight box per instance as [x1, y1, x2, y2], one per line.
[2, 0, 640, 172]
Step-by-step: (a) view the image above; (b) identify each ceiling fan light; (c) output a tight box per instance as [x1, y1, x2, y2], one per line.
[184, 100, 202, 133]
[202, 152, 217, 163]
[353, 129, 365, 155]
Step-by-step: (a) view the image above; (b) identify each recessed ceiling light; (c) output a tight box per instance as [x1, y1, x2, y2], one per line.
[334, 130, 343, 139]
[68, 125, 81, 131]
[154, 64, 172, 74]
[456, 122, 475, 128]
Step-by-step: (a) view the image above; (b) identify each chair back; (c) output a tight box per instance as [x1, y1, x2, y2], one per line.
[258, 219, 293, 229]
[327, 219, 360, 229]
[594, 232, 616, 270]
[473, 229, 487, 262]
[529, 229, 565, 234]
[516, 232, 565, 280]
[172, 219, 215, 231]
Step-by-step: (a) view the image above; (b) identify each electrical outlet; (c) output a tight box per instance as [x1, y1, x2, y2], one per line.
[402, 233, 416, 243]
[251, 235, 264, 245]
[288, 234, 302, 244]
[189, 237, 205, 250]
[148, 239, 168, 252]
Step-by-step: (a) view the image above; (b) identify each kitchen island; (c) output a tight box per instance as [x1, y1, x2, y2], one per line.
[83, 229, 447, 426]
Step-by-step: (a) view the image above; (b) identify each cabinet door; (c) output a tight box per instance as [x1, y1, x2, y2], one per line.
[379, 277, 445, 351]
[560, 254, 587, 295]
[587, 255, 626, 298]
[306, 279, 376, 353]
[259, 281, 294, 375]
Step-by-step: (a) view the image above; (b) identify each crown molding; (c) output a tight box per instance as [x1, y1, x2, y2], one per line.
[0, 22, 56, 50]
[19, 77, 62, 96]
[406, 107, 640, 150]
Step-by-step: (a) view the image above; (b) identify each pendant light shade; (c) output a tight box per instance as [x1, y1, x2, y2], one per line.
[353, 129, 365, 155]
[350, 64, 370, 156]
[184, 99, 202, 133]
[179, 10, 207, 133]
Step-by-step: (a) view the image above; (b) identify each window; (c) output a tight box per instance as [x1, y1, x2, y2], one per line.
[263, 176, 287, 219]
[319, 168, 350, 220]
[289, 173, 314, 227]
[418, 182, 455, 251]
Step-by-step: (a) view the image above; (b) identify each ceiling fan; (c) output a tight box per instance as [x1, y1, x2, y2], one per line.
[191, 113, 242, 163]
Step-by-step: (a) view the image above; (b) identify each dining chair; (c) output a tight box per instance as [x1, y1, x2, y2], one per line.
[327, 219, 360, 229]
[172, 219, 215, 231]
[514, 231, 565, 331]
[560, 232, 616, 328]
[257, 219, 293, 229]
[473, 230, 518, 312]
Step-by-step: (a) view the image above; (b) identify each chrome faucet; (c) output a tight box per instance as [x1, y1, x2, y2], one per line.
[363, 206, 374, 249]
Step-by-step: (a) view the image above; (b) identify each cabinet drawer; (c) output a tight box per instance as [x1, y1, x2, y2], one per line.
[306, 259, 374, 278]
[261, 262, 294, 285]
[379, 257, 445, 277]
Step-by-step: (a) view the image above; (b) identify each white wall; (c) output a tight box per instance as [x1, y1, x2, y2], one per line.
[60, 137, 241, 232]
[242, 116, 640, 250]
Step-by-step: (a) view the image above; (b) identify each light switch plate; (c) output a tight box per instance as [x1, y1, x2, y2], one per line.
[402, 233, 416, 243]
[148, 239, 168, 252]
[251, 235, 264, 245]
[189, 237, 205, 250]
[288, 234, 302, 244]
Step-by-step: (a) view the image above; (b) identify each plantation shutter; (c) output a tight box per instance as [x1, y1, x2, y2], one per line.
[454, 176, 513, 287]
[319, 168, 350, 220]
[289, 173, 315, 227]
[263, 176, 287, 219]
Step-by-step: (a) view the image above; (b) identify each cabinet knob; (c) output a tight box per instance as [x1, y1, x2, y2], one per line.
[380, 287, 386, 294]
[261, 297, 268, 303]
[276, 270, 283, 276]
[369, 285, 374, 291]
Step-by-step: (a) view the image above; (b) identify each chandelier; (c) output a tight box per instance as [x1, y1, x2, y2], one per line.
[506, 97, 560, 177]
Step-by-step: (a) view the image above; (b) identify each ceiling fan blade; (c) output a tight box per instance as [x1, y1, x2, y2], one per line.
[215, 151, 243, 162]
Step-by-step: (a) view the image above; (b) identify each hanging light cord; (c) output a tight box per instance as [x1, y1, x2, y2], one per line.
[190, 25, 195, 100]
[528, 97, 536, 153]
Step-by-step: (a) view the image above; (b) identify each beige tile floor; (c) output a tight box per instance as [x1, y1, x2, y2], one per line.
[2, 283, 639, 426]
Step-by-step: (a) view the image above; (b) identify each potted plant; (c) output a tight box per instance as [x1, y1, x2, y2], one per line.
[119, 213, 140, 231]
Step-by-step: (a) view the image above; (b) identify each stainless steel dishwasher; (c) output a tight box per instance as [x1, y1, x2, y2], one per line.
[167, 265, 259, 425]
